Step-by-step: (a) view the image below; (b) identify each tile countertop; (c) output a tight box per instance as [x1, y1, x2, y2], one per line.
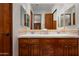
[17, 33, 79, 38]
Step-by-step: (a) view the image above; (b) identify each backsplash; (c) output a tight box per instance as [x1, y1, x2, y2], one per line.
[18, 27, 78, 35]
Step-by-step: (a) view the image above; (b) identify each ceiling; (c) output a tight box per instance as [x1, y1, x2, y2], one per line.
[20, 3, 65, 14]
[31, 4, 55, 13]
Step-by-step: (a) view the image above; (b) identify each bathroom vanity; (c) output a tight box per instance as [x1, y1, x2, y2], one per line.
[18, 4, 79, 56]
[18, 33, 79, 56]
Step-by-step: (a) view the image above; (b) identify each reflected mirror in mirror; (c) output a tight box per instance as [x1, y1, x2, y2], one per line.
[73, 13, 75, 25]
[20, 6, 30, 27]
[20, 6, 26, 26]
[64, 5, 76, 26]
[60, 14, 64, 27]
[65, 14, 71, 26]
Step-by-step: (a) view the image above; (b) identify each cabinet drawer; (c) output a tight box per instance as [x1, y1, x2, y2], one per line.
[57, 38, 78, 47]
[64, 39, 77, 47]
[19, 38, 28, 44]
[19, 38, 39, 44]
[40, 38, 57, 45]
[19, 38, 29, 49]
[29, 39, 39, 44]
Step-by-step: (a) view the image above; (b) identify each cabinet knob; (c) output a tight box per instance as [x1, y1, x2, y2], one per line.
[0, 53, 8, 55]
[6, 33, 10, 36]
[69, 46, 72, 48]
[64, 46, 68, 48]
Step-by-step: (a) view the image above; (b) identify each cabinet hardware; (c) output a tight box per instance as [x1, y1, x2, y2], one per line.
[64, 46, 68, 48]
[0, 53, 8, 55]
[69, 46, 72, 48]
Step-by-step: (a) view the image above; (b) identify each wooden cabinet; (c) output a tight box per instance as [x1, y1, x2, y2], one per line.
[19, 38, 78, 56]
[0, 3, 12, 56]
[45, 14, 57, 30]
[0, 34, 3, 56]
[34, 23, 41, 29]
[33, 14, 41, 30]
[19, 38, 40, 56]
[56, 38, 78, 56]
[45, 14, 53, 29]
[52, 21, 56, 29]
[39, 44, 55, 56]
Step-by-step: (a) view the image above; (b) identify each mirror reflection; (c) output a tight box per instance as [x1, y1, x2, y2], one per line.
[20, 4, 76, 31]
[60, 5, 76, 28]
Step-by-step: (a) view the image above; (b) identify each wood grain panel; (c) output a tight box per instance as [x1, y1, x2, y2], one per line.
[0, 3, 12, 56]
[34, 23, 41, 29]
[0, 34, 3, 56]
[52, 21, 56, 29]
[19, 38, 78, 56]
[3, 3, 12, 33]
[31, 44, 39, 56]
[0, 4, 3, 32]
[3, 34, 11, 56]
[45, 14, 53, 29]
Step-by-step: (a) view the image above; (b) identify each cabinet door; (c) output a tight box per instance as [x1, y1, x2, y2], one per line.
[54, 46, 64, 56]
[0, 4, 3, 33]
[45, 14, 53, 29]
[39, 44, 55, 56]
[3, 34, 12, 56]
[56, 38, 78, 56]
[19, 38, 40, 56]
[19, 39, 29, 56]
[63, 38, 78, 56]
[63, 45, 69, 56]
[3, 3, 12, 33]
[0, 34, 3, 56]
[30, 44, 39, 56]
[3, 4, 12, 56]
[55, 39, 64, 56]
[68, 46, 78, 56]
[19, 45, 29, 56]
[78, 39, 79, 56]
[39, 38, 57, 56]
[29, 39, 40, 56]
[0, 4, 3, 56]
[52, 21, 56, 29]
[0, 3, 12, 56]
[63, 45, 78, 56]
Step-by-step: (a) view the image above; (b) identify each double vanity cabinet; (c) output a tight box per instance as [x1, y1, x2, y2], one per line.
[19, 37, 79, 56]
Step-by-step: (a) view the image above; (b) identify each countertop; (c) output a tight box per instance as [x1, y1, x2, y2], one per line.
[17, 33, 79, 38]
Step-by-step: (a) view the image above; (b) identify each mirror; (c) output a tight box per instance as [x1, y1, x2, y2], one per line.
[64, 14, 71, 26]
[73, 12, 75, 25]
[60, 14, 64, 27]
[20, 6, 30, 27]
[20, 4, 57, 30]
[59, 5, 76, 28]
[20, 4, 76, 31]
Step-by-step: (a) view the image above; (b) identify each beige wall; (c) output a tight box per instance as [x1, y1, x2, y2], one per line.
[13, 3, 21, 56]
[13, 3, 31, 56]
